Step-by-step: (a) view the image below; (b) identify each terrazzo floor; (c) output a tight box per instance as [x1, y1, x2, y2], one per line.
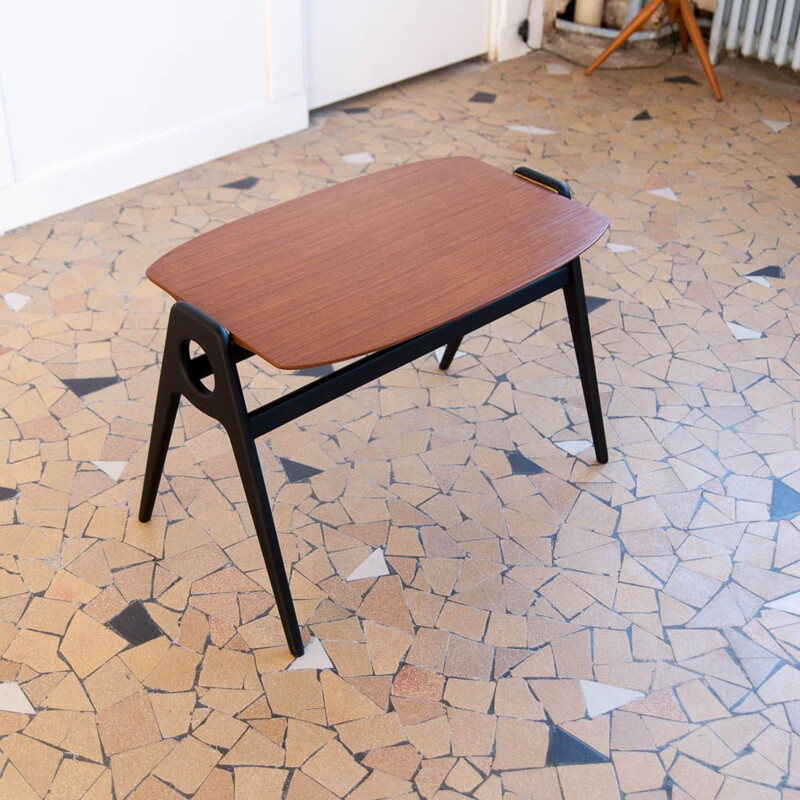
[0, 45, 799, 800]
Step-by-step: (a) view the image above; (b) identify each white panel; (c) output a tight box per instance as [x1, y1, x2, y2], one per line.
[490, 0, 543, 61]
[757, 0, 778, 60]
[308, 0, 490, 109]
[268, 0, 306, 100]
[711, 0, 800, 70]
[774, 0, 796, 64]
[742, 0, 762, 53]
[708, 0, 730, 62]
[793, 27, 800, 69]
[0, 74, 14, 189]
[725, 0, 746, 51]
[0, 95, 307, 234]
[0, 0, 312, 232]
[0, 0, 270, 181]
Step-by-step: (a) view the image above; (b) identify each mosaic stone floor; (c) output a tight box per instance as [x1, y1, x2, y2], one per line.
[0, 46, 799, 800]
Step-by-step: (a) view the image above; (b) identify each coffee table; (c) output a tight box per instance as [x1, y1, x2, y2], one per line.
[139, 157, 610, 656]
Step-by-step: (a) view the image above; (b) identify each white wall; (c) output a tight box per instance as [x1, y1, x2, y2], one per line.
[0, 0, 539, 233]
[0, 1, 308, 233]
[489, 0, 544, 60]
[307, 0, 492, 110]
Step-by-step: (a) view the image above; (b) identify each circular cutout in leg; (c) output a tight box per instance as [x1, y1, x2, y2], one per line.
[181, 340, 215, 395]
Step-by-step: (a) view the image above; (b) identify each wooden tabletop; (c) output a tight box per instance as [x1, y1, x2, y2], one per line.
[147, 157, 608, 369]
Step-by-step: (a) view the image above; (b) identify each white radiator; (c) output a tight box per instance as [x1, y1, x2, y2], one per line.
[709, 0, 800, 69]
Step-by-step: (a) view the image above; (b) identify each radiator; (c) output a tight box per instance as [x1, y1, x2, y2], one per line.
[709, 0, 800, 69]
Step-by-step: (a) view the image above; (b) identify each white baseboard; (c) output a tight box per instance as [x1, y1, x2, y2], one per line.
[0, 94, 308, 234]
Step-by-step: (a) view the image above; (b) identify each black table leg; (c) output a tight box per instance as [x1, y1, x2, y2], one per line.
[438, 338, 463, 370]
[138, 302, 304, 656]
[513, 165, 608, 465]
[563, 257, 609, 464]
[138, 375, 180, 524]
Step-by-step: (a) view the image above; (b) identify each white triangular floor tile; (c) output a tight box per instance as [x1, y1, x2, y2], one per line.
[288, 638, 333, 671]
[343, 151, 375, 164]
[4, 292, 30, 312]
[607, 243, 636, 253]
[765, 591, 800, 615]
[762, 119, 790, 132]
[556, 440, 591, 456]
[546, 63, 571, 75]
[647, 187, 678, 202]
[347, 548, 390, 582]
[434, 346, 466, 363]
[507, 124, 556, 135]
[0, 682, 35, 714]
[745, 275, 770, 288]
[580, 680, 644, 718]
[92, 461, 127, 481]
[727, 321, 763, 340]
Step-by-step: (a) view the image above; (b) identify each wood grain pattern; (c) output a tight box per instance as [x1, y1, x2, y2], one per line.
[147, 157, 609, 369]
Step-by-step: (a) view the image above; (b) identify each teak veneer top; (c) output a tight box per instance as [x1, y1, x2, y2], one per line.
[147, 157, 608, 369]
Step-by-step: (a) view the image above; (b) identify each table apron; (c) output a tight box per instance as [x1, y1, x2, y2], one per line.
[245, 263, 571, 440]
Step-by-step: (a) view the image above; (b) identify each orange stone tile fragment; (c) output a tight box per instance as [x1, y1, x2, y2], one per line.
[302, 739, 367, 797]
[320, 670, 383, 725]
[5, 630, 68, 673]
[97, 691, 161, 755]
[358, 576, 414, 633]
[110, 740, 176, 799]
[153, 736, 221, 794]
[60, 611, 127, 678]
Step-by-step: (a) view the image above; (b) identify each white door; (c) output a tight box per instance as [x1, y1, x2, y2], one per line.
[307, 0, 491, 109]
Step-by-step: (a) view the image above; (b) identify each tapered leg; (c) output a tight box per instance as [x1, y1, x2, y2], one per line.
[225, 417, 304, 657]
[138, 301, 304, 656]
[438, 338, 463, 371]
[677, 13, 690, 51]
[563, 259, 608, 464]
[585, 0, 665, 75]
[679, 0, 723, 100]
[139, 378, 180, 523]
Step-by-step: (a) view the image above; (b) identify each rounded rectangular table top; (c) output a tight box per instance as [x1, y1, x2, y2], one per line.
[147, 157, 608, 369]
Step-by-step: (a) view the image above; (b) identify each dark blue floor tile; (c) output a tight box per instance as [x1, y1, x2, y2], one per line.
[770, 479, 800, 521]
[665, 75, 700, 85]
[789, 175, 800, 188]
[295, 365, 334, 377]
[280, 458, 323, 482]
[586, 296, 610, 313]
[222, 176, 259, 190]
[507, 452, 544, 475]
[547, 726, 609, 766]
[633, 110, 652, 121]
[62, 376, 120, 397]
[109, 601, 163, 646]
[469, 91, 496, 103]
[343, 107, 369, 114]
[748, 266, 783, 278]
[0, 487, 18, 501]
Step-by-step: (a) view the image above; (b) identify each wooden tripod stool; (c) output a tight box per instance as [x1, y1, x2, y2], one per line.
[585, 0, 723, 100]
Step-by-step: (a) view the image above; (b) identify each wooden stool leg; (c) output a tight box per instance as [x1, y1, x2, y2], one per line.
[438, 338, 463, 370]
[677, 13, 690, 51]
[679, 0, 723, 99]
[563, 259, 608, 464]
[585, 0, 665, 74]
